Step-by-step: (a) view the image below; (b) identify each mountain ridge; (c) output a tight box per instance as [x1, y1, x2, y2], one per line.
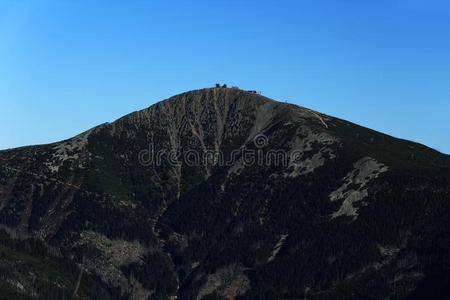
[2, 87, 447, 158]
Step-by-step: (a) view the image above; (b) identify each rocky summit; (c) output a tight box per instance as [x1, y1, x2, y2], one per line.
[1, 87, 450, 299]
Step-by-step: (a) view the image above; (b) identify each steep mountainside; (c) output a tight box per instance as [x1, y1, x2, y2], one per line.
[1, 87, 450, 299]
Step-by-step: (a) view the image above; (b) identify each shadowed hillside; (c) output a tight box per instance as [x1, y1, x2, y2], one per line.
[1, 87, 449, 299]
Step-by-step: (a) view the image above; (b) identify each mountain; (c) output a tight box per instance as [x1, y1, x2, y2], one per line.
[1, 87, 450, 300]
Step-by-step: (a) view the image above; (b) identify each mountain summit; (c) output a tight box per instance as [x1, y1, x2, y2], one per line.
[1, 87, 450, 299]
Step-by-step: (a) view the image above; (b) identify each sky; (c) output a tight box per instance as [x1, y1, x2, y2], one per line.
[0, 0, 449, 153]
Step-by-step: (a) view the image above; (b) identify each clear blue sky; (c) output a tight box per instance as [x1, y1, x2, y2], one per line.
[1, 0, 449, 153]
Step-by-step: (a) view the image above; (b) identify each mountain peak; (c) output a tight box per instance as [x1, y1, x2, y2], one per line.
[116, 87, 331, 136]
[1, 88, 450, 299]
